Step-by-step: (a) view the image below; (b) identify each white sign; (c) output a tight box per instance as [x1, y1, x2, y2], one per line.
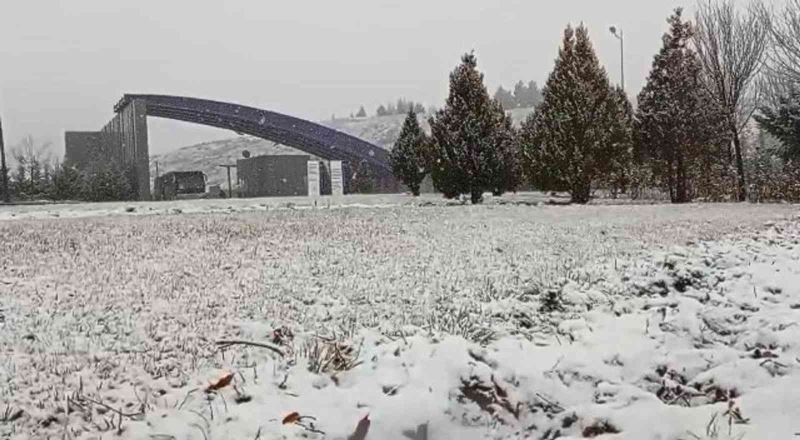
[330, 161, 344, 197]
[307, 161, 320, 197]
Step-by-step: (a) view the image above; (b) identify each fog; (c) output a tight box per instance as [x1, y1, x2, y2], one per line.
[1, 0, 688, 156]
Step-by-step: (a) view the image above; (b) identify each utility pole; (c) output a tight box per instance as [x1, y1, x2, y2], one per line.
[0, 115, 9, 203]
[219, 164, 236, 198]
[609, 26, 625, 92]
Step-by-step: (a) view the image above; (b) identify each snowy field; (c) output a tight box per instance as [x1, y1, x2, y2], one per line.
[1, 197, 799, 439]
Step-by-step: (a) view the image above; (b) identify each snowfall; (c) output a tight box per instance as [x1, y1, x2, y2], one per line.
[1, 194, 799, 440]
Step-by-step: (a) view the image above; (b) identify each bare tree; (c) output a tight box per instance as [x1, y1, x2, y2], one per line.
[694, 0, 770, 201]
[766, 0, 800, 85]
[11, 135, 53, 196]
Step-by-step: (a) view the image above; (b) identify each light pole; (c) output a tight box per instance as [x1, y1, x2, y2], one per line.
[609, 26, 625, 92]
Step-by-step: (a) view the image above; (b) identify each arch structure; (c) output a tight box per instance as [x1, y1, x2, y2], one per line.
[65, 94, 393, 200]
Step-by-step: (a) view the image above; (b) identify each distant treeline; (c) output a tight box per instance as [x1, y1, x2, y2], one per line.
[493, 80, 543, 109]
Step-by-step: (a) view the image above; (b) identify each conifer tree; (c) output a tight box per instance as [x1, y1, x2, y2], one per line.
[602, 86, 635, 197]
[429, 52, 520, 203]
[513, 81, 527, 108]
[50, 163, 83, 200]
[636, 9, 729, 203]
[389, 109, 429, 196]
[519, 25, 624, 203]
[494, 86, 516, 109]
[755, 90, 800, 161]
[489, 104, 521, 196]
[356, 106, 367, 118]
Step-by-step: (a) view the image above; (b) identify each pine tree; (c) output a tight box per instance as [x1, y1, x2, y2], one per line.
[356, 106, 367, 118]
[488, 105, 521, 196]
[755, 89, 800, 161]
[376, 105, 388, 117]
[600, 86, 635, 197]
[83, 163, 134, 202]
[525, 81, 543, 107]
[50, 163, 83, 200]
[397, 99, 410, 114]
[636, 9, 730, 203]
[519, 25, 624, 203]
[389, 109, 429, 196]
[429, 52, 521, 203]
[494, 86, 517, 109]
[512, 81, 527, 108]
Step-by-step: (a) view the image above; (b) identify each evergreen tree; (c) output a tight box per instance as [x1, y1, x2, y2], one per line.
[376, 105, 388, 117]
[50, 163, 83, 200]
[519, 25, 624, 203]
[389, 109, 429, 196]
[635, 9, 729, 203]
[755, 89, 800, 161]
[494, 86, 517, 109]
[413, 103, 426, 114]
[82, 163, 134, 202]
[429, 52, 520, 203]
[524, 81, 544, 107]
[512, 81, 528, 108]
[396, 99, 410, 114]
[488, 105, 521, 196]
[11, 162, 28, 199]
[350, 160, 378, 193]
[356, 106, 367, 118]
[601, 86, 635, 197]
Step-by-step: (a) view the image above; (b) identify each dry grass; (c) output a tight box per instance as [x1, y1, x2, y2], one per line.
[0, 201, 795, 437]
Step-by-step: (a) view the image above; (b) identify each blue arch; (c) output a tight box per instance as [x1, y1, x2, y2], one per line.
[115, 94, 391, 172]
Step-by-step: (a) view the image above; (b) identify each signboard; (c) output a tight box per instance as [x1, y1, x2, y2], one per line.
[307, 161, 320, 197]
[330, 160, 344, 197]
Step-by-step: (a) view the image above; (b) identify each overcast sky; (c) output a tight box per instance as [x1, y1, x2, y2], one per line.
[1, 0, 691, 156]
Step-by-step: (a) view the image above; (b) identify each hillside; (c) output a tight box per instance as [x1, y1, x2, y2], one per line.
[150, 107, 536, 188]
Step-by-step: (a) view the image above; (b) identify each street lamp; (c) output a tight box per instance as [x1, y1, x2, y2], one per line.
[609, 26, 625, 92]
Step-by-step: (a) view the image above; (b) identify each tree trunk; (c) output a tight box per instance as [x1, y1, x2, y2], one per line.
[470, 189, 483, 204]
[570, 182, 591, 204]
[675, 152, 690, 203]
[667, 159, 677, 203]
[731, 130, 747, 202]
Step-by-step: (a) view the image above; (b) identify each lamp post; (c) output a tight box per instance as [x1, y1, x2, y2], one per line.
[609, 26, 625, 92]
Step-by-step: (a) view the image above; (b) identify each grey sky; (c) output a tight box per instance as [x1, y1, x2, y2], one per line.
[1, 0, 689, 156]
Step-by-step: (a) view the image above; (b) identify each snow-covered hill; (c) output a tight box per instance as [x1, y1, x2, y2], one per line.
[149, 108, 536, 188]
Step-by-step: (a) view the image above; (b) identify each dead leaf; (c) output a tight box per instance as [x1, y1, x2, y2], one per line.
[282, 411, 301, 425]
[206, 372, 234, 392]
[348, 414, 370, 440]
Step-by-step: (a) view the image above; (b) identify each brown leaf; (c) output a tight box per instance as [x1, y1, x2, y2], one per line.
[348, 414, 370, 440]
[282, 411, 301, 425]
[206, 372, 234, 392]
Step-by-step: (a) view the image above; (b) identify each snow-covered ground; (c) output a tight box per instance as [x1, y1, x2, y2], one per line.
[0, 192, 643, 222]
[0, 200, 798, 439]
